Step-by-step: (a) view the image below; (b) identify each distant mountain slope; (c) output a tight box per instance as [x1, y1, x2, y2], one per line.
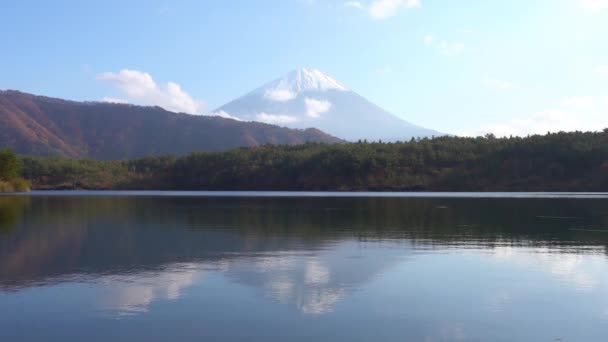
[0, 90, 341, 159]
[213, 68, 443, 141]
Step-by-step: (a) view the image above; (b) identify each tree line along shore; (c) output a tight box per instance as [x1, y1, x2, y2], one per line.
[3, 130, 608, 192]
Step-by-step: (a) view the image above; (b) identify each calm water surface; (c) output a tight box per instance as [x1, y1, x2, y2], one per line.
[1, 192, 608, 341]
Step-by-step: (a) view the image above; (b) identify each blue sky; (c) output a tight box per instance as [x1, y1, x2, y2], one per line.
[1, 0, 607, 135]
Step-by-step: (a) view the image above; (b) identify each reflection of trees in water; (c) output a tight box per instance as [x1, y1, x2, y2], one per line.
[1, 196, 608, 291]
[0, 197, 29, 234]
[175, 197, 608, 250]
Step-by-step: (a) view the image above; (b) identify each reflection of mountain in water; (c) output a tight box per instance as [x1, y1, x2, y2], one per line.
[221, 241, 406, 314]
[94, 241, 407, 316]
[1, 195, 608, 313]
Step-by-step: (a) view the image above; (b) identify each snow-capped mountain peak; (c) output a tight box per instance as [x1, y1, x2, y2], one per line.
[285, 68, 348, 92]
[261, 68, 348, 101]
[213, 68, 443, 141]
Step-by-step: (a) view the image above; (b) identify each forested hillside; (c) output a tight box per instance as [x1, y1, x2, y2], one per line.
[16, 130, 608, 191]
[0, 90, 341, 159]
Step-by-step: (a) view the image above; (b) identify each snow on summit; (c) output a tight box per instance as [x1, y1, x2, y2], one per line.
[212, 68, 443, 141]
[278, 68, 348, 93]
[263, 68, 347, 102]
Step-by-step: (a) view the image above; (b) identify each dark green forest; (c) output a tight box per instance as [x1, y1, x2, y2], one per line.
[13, 130, 608, 191]
[0, 148, 30, 192]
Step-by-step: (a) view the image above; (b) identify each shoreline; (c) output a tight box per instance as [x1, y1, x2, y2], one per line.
[4, 190, 608, 199]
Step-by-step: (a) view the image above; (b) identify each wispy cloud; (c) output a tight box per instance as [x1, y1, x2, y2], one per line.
[482, 77, 517, 90]
[346, 0, 421, 20]
[581, 0, 608, 11]
[102, 97, 129, 104]
[264, 89, 297, 102]
[304, 98, 332, 118]
[561, 96, 596, 109]
[437, 41, 465, 56]
[464, 94, 608, 137]
[98, 69, 205, 114]
[423, 35, 465, 56]
[463, 110, 590, 137]
[210, 110, 243, 121]
[256, 112, 299, 125]
[345, 1, 364, 10]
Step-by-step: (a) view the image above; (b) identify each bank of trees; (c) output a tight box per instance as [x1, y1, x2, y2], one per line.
[17, 130, 608, 191]
[0, 149, 30, 192]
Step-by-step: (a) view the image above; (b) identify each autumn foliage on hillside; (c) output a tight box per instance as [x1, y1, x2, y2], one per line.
[0, 90, 342, 160]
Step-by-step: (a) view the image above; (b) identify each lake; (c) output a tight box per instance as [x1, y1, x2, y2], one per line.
[1, 192, 607, 341]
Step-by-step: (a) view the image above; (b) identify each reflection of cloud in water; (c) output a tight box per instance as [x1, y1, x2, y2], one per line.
[264, 258, 344, 315]
[101, 263, 201, 316]
[269, 276, 295, 303]
[491, 246, 603, 291]
[105, 286, 155, 314]
[223, 241, 405, 315]
[305, 259, 330, 286]
[300, 288, 345, 315]
[264, 258, 344, 314]
[254, 254, 297, 272]
[85, 240, 406, 317]
[480, 246, 608, 317]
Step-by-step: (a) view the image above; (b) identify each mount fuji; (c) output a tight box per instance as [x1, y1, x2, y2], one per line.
[212, 68, 443, 141]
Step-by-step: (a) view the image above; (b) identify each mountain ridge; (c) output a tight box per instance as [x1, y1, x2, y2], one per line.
[0, 90, 342, 160]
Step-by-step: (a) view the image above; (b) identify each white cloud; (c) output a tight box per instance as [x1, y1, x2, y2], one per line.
[463, 109, 599, 137]
[264, 89, 297, 102]
[597, 65, 608, 76]
[305, 98, 332, 118]
[482, 77, 516, 90]
[463, 94, 608, 137]
[98, 69, 204, 114]
[438, 41, 465, 56]
[369, 0, 420, 19]
[209, 110, 243, 121]
[581, 0, 608, 11]
[423, 34, 465, 56]
[256, 112, 299, 125]
[423, 35, 434, 46]
[561, 96, 596, 109]
[345, 1, 364, 10]
[346, 0, 420, 19]
[102, 97, 129, 104]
